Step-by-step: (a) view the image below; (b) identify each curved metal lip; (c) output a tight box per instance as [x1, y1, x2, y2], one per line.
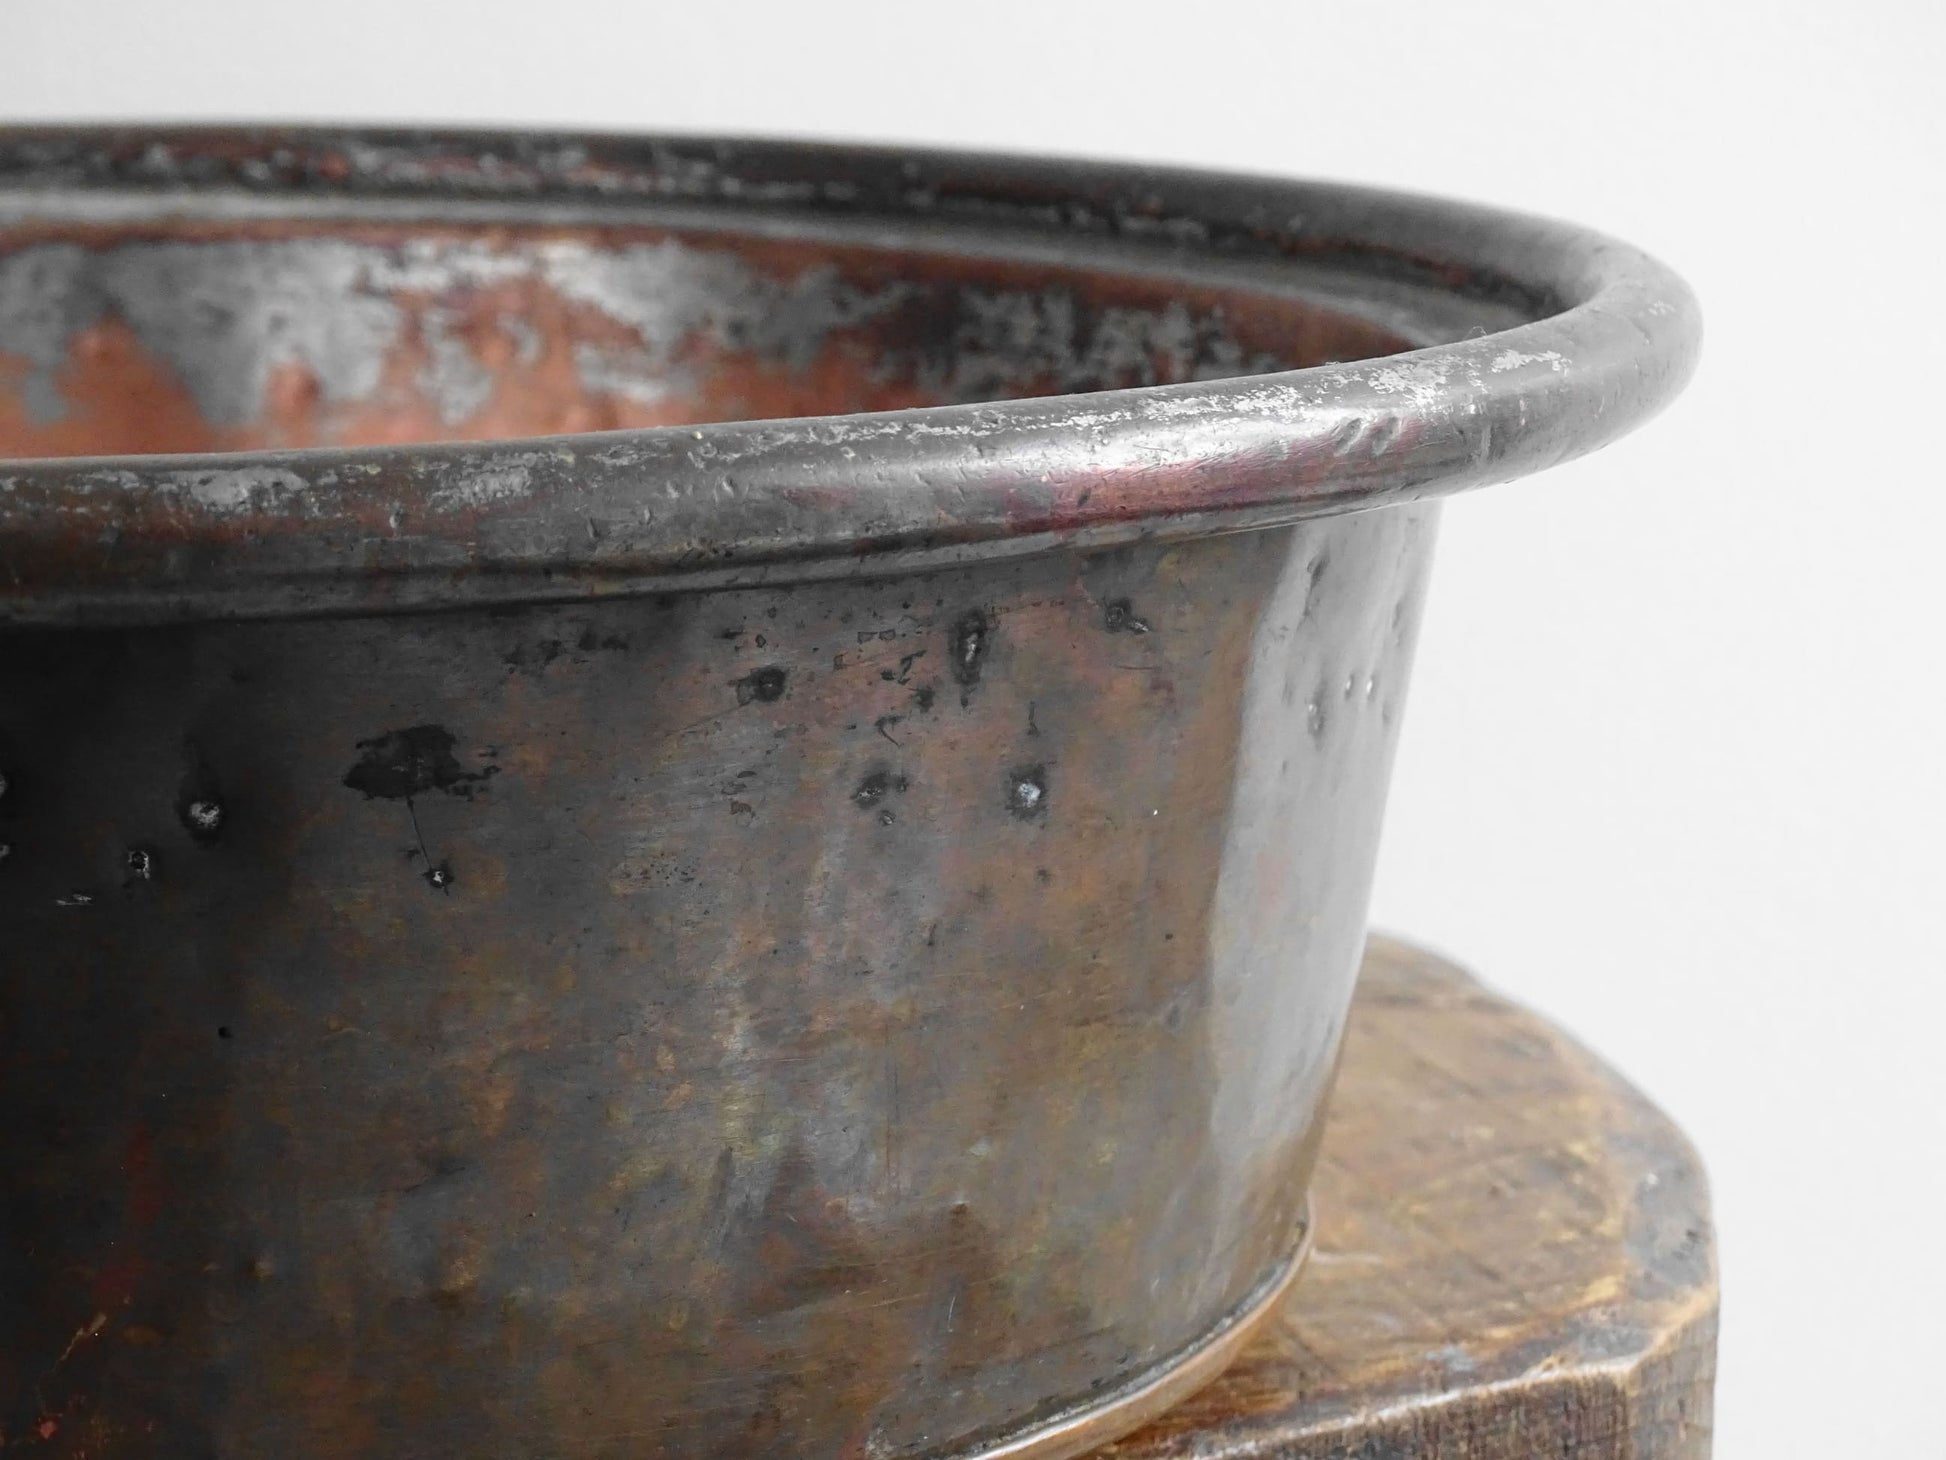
[0, 127, 1700, 626]
[947, 1199, 1314, 1460]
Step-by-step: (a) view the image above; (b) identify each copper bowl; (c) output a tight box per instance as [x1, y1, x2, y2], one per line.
[0, 129, 1697, 1459]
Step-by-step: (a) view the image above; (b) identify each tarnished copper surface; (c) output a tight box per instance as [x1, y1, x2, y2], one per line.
[0, 219, 1408, 460]
[973, 1205, 1310, 1460]
[0, 130, 1699, 1458]
[1100, 939, 1715, 1459]
[0, 128, 1698, 629]
[1, 514, 1431, 1457]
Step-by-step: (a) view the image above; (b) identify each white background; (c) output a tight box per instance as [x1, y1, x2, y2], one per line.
[7, 3, 1942, 1454]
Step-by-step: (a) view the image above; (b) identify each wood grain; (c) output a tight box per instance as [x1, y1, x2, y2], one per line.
[1098, 935, 1716, 1459]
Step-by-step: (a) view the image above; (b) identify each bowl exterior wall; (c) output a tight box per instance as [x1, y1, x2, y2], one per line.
[0, 504, 1434, 1458]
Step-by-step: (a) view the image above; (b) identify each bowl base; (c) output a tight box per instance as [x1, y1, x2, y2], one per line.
[961, 1200, 1314, 1460]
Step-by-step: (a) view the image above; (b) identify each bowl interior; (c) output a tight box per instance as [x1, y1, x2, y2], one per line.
[0, 218, 1413, 459]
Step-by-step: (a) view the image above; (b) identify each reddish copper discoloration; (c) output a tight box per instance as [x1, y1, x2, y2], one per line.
[0, 128, 1698, 1459]
[0, 134, 1697, 631]
[0, 220, 1406, 461]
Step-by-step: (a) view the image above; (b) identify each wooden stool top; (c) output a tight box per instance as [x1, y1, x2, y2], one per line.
[1099, 936, 1716, 1459]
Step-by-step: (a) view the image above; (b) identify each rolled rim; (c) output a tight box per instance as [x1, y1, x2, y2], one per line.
[0, 127, 1700, 626]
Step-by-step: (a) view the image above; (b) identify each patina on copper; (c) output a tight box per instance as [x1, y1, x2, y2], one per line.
[0, 129, 1697, 1459]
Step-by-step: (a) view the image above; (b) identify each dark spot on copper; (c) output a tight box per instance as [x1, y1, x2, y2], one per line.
[426, 861, 454, 892]
[503, 638, 568, 675]
[948, 609, 989, 694]
[1007, 765, 1048, 820]
[736, 666, 788, 705]
[217, 1026, 234, 1040]
[912, 685, 937, 712]
[344, 725, 497, 801]
[1303, 551, 1331, 621]
[1104, 599, 1151, 634]
[852, 770, 908, 811]
[880, 648, 927, 684]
